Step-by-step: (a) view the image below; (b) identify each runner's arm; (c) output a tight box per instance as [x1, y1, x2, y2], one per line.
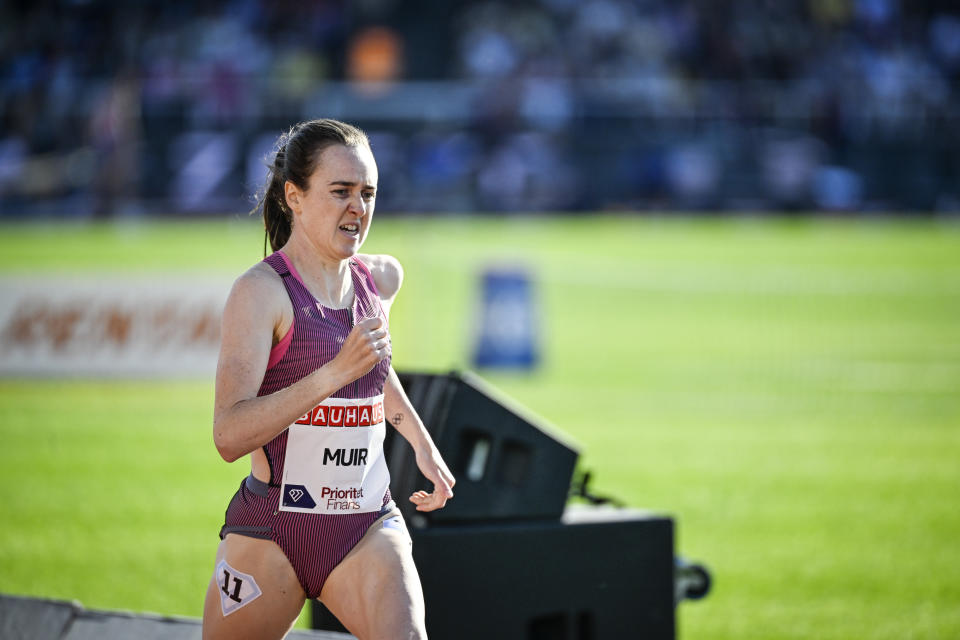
[362, 253, 455, 510]
[213, 267, 388, 462]
[383, 367, 455, 511]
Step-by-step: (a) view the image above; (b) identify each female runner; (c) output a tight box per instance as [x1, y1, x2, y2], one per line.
[202, 119, 454, 640]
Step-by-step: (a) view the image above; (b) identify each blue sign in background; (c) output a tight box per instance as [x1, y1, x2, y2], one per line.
[472, 269, 538, 370]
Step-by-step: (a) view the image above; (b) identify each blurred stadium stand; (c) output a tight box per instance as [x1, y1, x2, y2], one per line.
[1, 0, 958, 217]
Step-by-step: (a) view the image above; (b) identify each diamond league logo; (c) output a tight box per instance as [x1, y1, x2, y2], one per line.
[281, 484, 316, 509]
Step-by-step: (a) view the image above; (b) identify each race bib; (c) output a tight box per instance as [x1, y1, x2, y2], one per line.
[279, 395, 390, 514]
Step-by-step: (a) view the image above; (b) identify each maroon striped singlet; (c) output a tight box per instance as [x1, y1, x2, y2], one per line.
[219, 250, 394, 599]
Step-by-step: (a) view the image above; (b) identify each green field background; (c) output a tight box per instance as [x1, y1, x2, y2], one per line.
[1, 215, 959, 638]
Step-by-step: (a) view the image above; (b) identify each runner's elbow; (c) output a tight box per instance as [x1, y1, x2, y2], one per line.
[217, 445, 242, 463]
[213, 423, 243, 462]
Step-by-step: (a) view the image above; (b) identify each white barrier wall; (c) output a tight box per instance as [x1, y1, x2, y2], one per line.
[0, 276, 232, 377]
[0, 593, 353, 640]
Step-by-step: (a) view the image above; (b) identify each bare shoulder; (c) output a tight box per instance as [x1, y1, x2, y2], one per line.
[229, 261, 285, 305]
[222, 262, 288, 329]
[357, 253, 404, 301]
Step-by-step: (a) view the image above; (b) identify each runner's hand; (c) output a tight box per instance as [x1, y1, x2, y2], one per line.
[409, 446, 455, 512]
[328, 316, 391, 386]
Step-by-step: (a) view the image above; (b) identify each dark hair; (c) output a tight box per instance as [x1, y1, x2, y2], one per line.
[253, 119, 370, 253]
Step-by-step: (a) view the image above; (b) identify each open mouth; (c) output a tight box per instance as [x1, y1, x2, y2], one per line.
[339, 222, 360, 235]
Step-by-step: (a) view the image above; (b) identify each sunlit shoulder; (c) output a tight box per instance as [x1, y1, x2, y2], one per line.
[357, 253, 404, 302]
[232, 261, 287, 301]
[223, 261, 290, 339]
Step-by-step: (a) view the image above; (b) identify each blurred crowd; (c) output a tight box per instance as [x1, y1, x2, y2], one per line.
[1, 0, 958, 216]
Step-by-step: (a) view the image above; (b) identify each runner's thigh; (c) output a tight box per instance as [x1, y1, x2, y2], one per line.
[320, 514, 426, 640]
[203, 533, 306, 640]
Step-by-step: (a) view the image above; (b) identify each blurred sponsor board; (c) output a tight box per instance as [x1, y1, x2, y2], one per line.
[0, 276, 230, 377]
[471, 267, 539, 371]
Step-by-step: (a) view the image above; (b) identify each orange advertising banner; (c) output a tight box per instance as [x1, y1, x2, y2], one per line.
[0, 277, 231, 377]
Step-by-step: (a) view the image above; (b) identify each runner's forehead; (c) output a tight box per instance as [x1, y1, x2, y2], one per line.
[314, 145, 378, 187]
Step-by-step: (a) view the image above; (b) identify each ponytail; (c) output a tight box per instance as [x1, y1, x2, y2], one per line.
[260, 147, 292, 254]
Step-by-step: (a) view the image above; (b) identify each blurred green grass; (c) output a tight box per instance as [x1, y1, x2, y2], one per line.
[1, 214, 959, 638]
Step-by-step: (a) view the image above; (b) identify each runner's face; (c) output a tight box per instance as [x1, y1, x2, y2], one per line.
[289, 144, 378, 260]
